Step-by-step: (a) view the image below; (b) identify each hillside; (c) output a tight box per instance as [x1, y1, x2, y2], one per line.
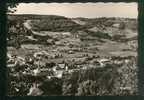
[7, 14, 138, 96]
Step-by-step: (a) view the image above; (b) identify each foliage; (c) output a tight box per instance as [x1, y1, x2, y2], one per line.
[30, 18, 83, 32]
[7, 1, 19, 13]
[84, 30, 112, 39]
[62, 66, 120, 96]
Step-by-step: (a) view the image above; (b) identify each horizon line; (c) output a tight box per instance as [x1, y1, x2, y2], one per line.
[8, 14, 137, 19]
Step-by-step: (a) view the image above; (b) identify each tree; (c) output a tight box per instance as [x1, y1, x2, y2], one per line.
[119, 22, 125, 30]
[7, 2, 19, 13]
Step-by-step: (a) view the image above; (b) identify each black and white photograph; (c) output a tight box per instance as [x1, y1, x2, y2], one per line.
[7, 3, 138, 96]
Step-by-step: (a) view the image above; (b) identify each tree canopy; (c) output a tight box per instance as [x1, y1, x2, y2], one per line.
[7, 2, 19, 13]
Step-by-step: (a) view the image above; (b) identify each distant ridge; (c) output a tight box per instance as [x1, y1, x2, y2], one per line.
[8, 14, 137, 20]
[8, 14, 68, 20]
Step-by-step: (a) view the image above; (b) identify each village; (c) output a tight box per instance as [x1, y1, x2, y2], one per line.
[7, 14, 138, 96]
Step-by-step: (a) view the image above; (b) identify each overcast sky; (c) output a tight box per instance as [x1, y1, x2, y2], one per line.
[13, 3, 138, 18]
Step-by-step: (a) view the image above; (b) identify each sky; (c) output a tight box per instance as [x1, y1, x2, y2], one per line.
[13, 3, 138, 18]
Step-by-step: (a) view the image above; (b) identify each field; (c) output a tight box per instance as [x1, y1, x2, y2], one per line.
[7, 14, 138, 96]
